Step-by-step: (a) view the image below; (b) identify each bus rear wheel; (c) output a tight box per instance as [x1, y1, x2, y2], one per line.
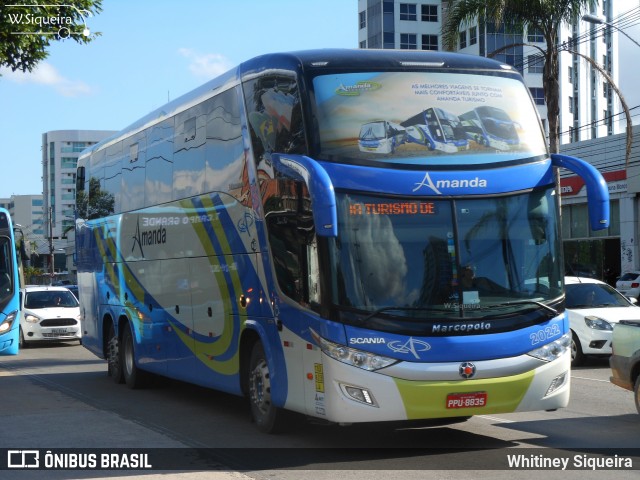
[248, 342, 290, 433]
[122, 325, 147, 389]
[107, 324, 124, 384]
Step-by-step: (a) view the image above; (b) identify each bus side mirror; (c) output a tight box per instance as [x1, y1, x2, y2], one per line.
[271, 154, 338, 237]
[551, 154, 609, 231]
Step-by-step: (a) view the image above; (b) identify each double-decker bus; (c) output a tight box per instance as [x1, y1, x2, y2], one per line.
[75, 49, 609, 433]
[0, 208, 23, 355]
[401, 107, 469, 153]
[459, 106, 520, 151]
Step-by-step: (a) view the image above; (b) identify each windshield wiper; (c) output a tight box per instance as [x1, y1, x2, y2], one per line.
[359, 306, 450, 323]
[487, 300, 558, 316]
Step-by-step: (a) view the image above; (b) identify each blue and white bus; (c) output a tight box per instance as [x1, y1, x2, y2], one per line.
[358, 120, 407, 154]
[0, 208, 23, 355]
[402, 107, 469, 153]
[76, 49, 609, 433]
[460, 106, 520, 151]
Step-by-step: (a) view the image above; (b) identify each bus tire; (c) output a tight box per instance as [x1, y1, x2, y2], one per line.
[122, 325, 147, 389]
[107, 323, 124, 384]
[571, 331, 584, 367]
[248, 341, 290, 433]
[634, 375, 640, 415]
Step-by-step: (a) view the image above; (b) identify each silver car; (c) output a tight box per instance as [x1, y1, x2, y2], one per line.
[19, 286, 82, 347]
[616, 271, 640, 300]
[566, 276, 640, 366]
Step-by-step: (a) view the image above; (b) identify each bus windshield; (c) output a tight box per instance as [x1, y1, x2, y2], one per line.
[0, 236, 14, 306]
[328, 186, 563, 329]
[312, 71, 546, 164]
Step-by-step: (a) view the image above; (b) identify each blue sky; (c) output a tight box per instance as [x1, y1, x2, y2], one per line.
[1, 1, 639, 197]
[0, 0, 358, 196]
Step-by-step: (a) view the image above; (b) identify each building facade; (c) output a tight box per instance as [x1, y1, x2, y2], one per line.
[358, 0, 622, 141]
[41, 130, 115, 280]
[560, 124, 640, 283]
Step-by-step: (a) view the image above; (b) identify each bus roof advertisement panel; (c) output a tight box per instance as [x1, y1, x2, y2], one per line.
[313, 72, 547, 165]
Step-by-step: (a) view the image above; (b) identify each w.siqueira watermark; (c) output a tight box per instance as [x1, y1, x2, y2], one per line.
[5, 4, 93, 39]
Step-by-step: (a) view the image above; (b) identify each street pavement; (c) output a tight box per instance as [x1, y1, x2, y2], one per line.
[0, 359, 251, 480]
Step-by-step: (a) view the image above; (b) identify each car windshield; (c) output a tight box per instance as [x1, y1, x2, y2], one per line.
[25, 290, 78, 309]
[566, 283, 631, 309]
[327, 186, 563, 331]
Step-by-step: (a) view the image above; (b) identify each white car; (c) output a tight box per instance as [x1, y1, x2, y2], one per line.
[616, 271, 640, 300]
[19, 286, 82, 347]
[565, 276, 640, 366]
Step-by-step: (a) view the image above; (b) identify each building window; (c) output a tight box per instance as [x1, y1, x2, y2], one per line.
[568, 96, 574, 114]
[469, 26, 477, 46]
[384, 32, 395, 49]
[422, 34, 438, 50]
[400, 33, 417, 49]
[529, 87, 545, 105]
[400, 4, 417, 21]
[421, 4, 438, 22]
[359, 40, 366, 49]
[528, 27, 544, 43]
[359, 11, 366, 29]
[528, 54, 544, 73]
[459, 30, 467, 49]
[568, 66, 573, 84]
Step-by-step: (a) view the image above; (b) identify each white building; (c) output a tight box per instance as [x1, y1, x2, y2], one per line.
[41, 130, 116, 279]
[358, 0, 623, 141]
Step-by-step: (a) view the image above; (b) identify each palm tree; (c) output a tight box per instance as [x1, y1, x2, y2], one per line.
[441, 0, 632, 164]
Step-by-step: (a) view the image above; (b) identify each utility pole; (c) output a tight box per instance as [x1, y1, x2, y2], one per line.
[49, 206, 54, 284]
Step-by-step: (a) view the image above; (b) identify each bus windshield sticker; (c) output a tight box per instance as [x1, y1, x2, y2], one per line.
[313, 72, 547, 165]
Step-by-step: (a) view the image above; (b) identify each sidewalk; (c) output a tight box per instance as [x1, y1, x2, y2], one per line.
[0, 363, 251, 480]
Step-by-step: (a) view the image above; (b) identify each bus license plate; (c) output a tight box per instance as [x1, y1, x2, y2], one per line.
[446, 392, 487, 409]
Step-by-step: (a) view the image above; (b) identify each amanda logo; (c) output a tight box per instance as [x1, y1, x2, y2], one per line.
[413, 172, 488, 194]
[336, 81, 382, 96]
[131, 219, 167, 258]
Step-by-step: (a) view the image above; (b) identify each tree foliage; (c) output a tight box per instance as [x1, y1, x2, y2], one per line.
[441, 0, 598, 156]
[0, 0, 103, 73]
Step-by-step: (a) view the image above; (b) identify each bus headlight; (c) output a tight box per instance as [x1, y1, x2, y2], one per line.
[0, 310, 17, 333]
[310, 329, 398, 371]
[527, 333, 571, 362]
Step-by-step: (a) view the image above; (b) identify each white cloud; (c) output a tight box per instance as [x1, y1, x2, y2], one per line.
[0, 62, 92, 97]
[178, 48, 232, 79]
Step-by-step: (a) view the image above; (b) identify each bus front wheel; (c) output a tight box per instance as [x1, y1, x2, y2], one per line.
[571, 331, 584, 367]
[248, 342, 290, 433]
